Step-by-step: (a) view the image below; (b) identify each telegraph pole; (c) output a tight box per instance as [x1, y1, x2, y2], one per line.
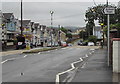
[20, 0, 23, 36]
[58, 25, 61, 46]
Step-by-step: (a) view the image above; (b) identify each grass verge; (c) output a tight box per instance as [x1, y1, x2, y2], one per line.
[23, 47, 58, 53]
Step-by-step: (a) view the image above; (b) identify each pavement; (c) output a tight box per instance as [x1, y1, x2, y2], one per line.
[70, 47, 119, 83]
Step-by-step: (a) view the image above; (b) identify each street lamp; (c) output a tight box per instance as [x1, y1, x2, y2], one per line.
[50, 11, 54, 48]
[40, 26, 44, 47]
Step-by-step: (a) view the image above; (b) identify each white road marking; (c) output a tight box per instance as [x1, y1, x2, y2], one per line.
[47, 51, 50, 52]
[38, 52, 41, 54]
[89, 52, 92, 54]
[1, 58, 16, 64]
[56, 50, 94, 83]
[80, 58, 83, 61]
[2, 54, 29, 64]
[1, 60, 8, 64]
[85, 54, 88, 57]
[56, 57, 83, 84]
[62, 48, 66, 49]
[23, 55, 28, 58]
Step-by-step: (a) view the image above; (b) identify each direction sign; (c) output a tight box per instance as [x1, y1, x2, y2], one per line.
[104, 7, 115, 14]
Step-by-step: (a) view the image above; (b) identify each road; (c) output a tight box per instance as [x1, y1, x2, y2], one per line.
[2, 46, 92, 82]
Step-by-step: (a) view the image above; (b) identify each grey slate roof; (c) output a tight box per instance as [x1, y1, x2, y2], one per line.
[3, 13, 13, 19]
[34, 23, 39, 29]
[19, 20, 31, 27]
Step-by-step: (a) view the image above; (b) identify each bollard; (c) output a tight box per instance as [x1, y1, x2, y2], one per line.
[26, 42, 31, 50]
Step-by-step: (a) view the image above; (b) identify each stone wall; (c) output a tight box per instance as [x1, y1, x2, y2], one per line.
[112, 38, 120, 73]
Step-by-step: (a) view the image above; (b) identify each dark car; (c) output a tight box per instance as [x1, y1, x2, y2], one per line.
[16, 42, 26, 50]
[82, 42, 88, 46]
[78, 42, 83, 45]
[16, 42, 33, 50]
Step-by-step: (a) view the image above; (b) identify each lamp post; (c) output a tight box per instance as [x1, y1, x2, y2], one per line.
[40, 26, 44, 47]
[50, 11, 54, 48]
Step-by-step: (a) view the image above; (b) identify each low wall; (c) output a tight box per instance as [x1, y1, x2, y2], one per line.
[112, 38, 120, 73]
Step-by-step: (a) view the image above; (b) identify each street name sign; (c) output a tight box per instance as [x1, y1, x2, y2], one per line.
[104, 7, 115, 14]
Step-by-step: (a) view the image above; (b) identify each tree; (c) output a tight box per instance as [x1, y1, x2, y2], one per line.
[79, 30, 87, 40]
[60, 27, 68, 34]
[116, 23, 120, 37]
[66, 33, 72, 38]
[103, 23, 120, 37]
[88, 35, 97, 43]
[85, 4, 118, 37]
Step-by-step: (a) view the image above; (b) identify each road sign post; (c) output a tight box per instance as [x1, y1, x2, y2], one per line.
[104, 7, 115, 66]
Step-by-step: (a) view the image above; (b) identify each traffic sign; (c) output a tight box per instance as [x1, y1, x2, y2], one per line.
[104, 7, 115, 14]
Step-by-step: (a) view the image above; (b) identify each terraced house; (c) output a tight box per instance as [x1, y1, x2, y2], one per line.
[3, 13, 16, 49]
[1, 12, 66, 50]
[18, 20, 32, 43]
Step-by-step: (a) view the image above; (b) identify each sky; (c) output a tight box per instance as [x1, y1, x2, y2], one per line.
[1, 0, 119, 27]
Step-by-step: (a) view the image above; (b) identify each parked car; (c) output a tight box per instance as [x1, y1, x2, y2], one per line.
[82, 42, 88, 46]
[61, 42, 67, 47]
[47, 42, 58, 47]
[78, 42, 83, 45]
[68, 43, 73, 46]
[54, 42, 59, 47]
[16, 41, 33, 50]
[47, 42, 54, 47]
[88, 42, 94, 46]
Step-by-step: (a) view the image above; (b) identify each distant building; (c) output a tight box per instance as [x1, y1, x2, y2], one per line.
[93, 26, 102, 39]
[72, 33, 79, 40]
[60, 30, 66, 42]
[75, 27, 85, 34]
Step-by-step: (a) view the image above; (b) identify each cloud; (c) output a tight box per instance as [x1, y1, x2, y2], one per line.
[2, 2, 118, 27]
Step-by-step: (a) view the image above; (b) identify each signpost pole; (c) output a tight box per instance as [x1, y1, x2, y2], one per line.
[104, 4, 115, 66]
[107, 14, 110, 66]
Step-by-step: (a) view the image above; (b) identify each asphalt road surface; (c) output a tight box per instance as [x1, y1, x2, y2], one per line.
[2, 46, 91, 82]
